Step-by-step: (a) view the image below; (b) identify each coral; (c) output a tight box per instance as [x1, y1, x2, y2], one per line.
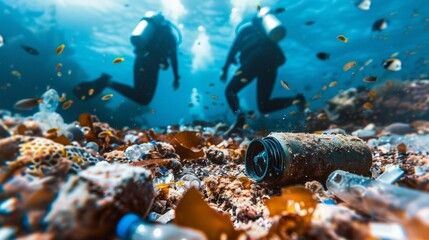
[45, 162, 154, 239]
[0, 136, 102, 177]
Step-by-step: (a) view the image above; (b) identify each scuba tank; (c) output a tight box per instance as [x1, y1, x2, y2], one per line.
[235, 6, 286, 42]
[130, 11, 182, 50]
[258, 7, 286, 42]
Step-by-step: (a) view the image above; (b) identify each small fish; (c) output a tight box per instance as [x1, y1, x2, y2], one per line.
[209, 83, 215, 87]
[204, 106, 209, 110]
[292, 99, 301, 105]
[59, 93, 67, 102]
[343, 61, 357, 71]
[57, 72, 63, 77]
[81, 95, 86, 100]
[305, 21, 315, 26]
[98, 130, 113, 138]
[329, 81, 337, 87]
[188, 103, 193, 108]
[11, 70, 21, 77]
[14, 98, 42, 110]
[68, 69, 72, 75]
[211, 95, 219, 100]
[364, 59, 373, 66]
[368, 90, 377, 98]
[0, 34, 4, 48]
[88, 88, 94, 96]
[383, 58, 402, 71]
[357, 0, 371, 11]
[234, 70, 242, 76]
[101, 93, 113, 101]
[363, 102, 373, 109]
[390, 52, 399, 58]
[151, 109, 156, 114]
[372, 18, 388, 31]
[240, 78, 248, 83]
[322, 85, 328, 91]
[62, 99, 73, 110]
[55, 63, 63, 71]
[243, 124, 249, 130]
[156, 183, 174, 189]
[56, 44, 65, 55]
[72, 155, 83, 163]
[316, 52, 330, 60]
[312, 93, 322, 100]
[280, 80, 290, 90]
[386, 81, 394, 86]
[21, 45, 39, 55]
[46, 128, 60, 135]
[113, 57, 125, 64]
[337, 35, 348, 42]
[363, 76, 378, 82]
[290, 111, 296, 116]
[317, 113, 328, 120]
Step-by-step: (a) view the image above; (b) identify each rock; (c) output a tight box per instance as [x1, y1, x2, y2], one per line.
[45, 162, 154, 239]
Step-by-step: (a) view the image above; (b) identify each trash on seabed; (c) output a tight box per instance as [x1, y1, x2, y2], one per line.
[117, 213, 207, 240]
[245, 132, 372, 186]
[327, 170, 429, 240]
[376, 164, 405, 184]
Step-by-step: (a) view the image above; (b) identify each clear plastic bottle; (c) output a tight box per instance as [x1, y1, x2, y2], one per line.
[117, 214, 207, 240]
[327, 170, 429, 240]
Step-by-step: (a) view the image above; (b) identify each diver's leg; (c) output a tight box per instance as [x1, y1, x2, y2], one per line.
[225, 68, 255, 113]
[109, 55, 159, 105]
[256, 68, 296, 114]
[223, 67, 256, 137]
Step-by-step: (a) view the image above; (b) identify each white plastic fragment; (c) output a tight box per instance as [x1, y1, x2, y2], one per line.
[414, 166, 425, 176]
[0, 227, 16, 240]
[377, 165, 405, 184]
[369, 222, 406, 240]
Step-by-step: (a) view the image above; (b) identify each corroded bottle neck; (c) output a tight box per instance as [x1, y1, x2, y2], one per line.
[245, 136, 285, 183]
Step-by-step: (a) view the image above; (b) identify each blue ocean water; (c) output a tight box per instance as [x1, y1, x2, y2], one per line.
[0, 0, 428, 129]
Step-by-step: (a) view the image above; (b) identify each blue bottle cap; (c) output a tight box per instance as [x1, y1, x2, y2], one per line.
[117, 213, 140, 239]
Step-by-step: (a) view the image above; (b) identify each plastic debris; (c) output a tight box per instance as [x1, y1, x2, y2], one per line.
[85, 141, 99, 152]
[373, 135, 429, 152]
[124, 143, 155, 161]
[117, 213, 207, 240]
[352, 129, 376, 138]
[376, 165, 405, 184]
[125, 144, 142, 161]
[177, 174, 202, 192]
[327, 170, 429, 239]
[0, 228, 15, 240]
[245, 133, 372, 186]
[414, 166, 425, 176]
[369, 223, 406, 240]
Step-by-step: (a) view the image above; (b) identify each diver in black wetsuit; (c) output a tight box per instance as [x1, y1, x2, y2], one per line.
[220, 9, 306, 135]
[73, 12, 180, 105]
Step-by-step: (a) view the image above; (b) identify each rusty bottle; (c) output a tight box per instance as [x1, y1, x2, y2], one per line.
[245, 132, 372, 186]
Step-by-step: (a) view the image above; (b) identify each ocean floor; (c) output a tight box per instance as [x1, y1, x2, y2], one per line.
[1, 80, 429, 239]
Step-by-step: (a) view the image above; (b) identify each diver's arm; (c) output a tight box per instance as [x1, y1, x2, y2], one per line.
[223, 37, 240, 71]
[168, 37, 180, 89]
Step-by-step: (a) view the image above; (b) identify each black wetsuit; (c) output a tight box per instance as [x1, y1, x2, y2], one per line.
[110, 19, 179, 105]
[223, 22, 294, 114]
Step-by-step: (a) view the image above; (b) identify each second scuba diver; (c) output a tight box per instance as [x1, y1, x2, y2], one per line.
[220, 7, 306, 136]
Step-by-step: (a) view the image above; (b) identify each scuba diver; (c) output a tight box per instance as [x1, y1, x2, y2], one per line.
[220, 6, 306, 135]
[74, 12, 180, 105]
